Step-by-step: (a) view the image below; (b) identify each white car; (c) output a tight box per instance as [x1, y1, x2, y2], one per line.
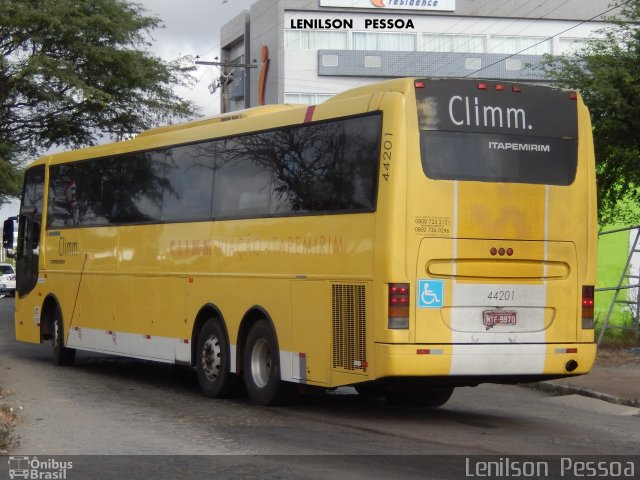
[0, 263, 16, 297]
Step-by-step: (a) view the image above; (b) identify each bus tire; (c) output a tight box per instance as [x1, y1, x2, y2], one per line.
[243, 319, 295, 406]
[196, 319, 241, 398]
[384, 386, 454, 408]
[53, 306, 76, 366]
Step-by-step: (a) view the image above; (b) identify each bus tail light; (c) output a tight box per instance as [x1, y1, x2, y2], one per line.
[582, 285, 594, 329]
[388, 283, 409, 329]
[414, 80, 426, 88]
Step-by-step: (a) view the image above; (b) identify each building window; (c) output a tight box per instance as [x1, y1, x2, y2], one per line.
[321, 54, 339, 67]
[228, 55, 245, 101]
[285, 30, 348, 49]
[364, 55, 382, 68]
[352, 32, 415, 51]
[464, 57, 482, 70]
[284, 93, 335, 105]
[558, 37, 588, 55]
[488, 35, 551, 55]
[422, 34, 486, 53]
[505, 58, 523, 71]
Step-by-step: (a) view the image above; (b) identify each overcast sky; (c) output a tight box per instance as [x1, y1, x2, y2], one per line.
[137, 0, 255, 116]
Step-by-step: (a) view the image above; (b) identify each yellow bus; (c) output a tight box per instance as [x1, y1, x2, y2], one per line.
[3, 77, 597, 406]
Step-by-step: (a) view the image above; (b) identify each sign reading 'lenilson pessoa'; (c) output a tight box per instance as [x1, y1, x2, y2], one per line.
[288, 18, 415, 29]
[465, 457, 636, 478]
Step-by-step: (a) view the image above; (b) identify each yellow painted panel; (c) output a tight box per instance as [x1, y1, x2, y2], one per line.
[291, 281, 330, 384]
[373, 343, 453, 378]
[543, 342, 596, 375]
[457, 182, 547, 240]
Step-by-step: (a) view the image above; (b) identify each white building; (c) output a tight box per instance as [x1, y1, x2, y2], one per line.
[220, 0, 617, 112]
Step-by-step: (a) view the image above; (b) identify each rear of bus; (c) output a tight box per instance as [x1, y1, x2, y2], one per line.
[377, 78, 597, 388]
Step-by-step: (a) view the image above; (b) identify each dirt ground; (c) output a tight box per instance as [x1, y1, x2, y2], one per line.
[595, 345, 640, 367]
[0, 389, 18, 453]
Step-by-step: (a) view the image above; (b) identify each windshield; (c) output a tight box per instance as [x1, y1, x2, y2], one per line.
[416, 79, 578, 186]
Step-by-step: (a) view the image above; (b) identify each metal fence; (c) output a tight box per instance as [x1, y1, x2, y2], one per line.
[596, 225, 640, 344]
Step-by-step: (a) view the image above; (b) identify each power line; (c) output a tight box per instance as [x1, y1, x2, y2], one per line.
[464, 0, 632, 77]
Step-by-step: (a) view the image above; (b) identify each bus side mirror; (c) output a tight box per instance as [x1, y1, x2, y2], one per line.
[3, 217, 16, 258]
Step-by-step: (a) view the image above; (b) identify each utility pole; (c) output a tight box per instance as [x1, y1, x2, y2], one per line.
[195, 58, 257, 113]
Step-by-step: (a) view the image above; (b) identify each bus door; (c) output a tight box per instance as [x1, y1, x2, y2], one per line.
[15, 165, 45, 298]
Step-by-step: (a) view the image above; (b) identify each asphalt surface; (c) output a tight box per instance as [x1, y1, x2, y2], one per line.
[1, 297, 639, 479]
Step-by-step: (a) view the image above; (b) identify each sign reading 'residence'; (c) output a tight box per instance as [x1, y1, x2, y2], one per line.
[319, 0, 455, 11]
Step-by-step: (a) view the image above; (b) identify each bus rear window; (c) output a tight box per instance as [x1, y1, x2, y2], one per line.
[416, 79, 578, 186]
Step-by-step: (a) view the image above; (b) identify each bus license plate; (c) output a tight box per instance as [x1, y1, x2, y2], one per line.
[483, 310, 517, 330]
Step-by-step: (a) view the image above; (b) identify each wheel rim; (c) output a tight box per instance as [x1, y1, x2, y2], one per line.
[250, 338, 272, 388]
[201, 335, 222, 382]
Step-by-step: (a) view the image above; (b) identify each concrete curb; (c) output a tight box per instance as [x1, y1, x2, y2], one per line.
[525, 381, 640, 408]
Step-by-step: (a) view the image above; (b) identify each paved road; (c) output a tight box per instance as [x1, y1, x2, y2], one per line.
[1, 298, 638, 479]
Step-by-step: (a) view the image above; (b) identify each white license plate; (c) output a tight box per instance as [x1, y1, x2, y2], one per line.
[483, 310, 517, 330]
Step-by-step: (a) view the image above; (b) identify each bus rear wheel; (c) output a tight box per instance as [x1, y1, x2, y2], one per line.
[53, 306, 76, 366]
[243, 319, 295, 406]
[196, 319, 240, 398]
[384, 386, 454, 408]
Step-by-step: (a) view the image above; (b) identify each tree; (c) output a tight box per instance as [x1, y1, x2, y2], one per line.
[540, 1, 640, 225]
[0, 0, 199, 205]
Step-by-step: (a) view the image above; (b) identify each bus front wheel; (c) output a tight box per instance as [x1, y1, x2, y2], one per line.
[53, 306, 76, 366]
[196, 319, 240, 398]
[243, 320, 295, 406]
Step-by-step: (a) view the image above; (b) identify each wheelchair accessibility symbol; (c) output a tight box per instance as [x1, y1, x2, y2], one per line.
[417, 279, 444, 308]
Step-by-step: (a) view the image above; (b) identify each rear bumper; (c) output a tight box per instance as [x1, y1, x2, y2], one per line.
[373, 342, 596, 382]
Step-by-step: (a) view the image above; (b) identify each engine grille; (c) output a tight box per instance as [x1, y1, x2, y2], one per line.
[331, 283, 367, 372]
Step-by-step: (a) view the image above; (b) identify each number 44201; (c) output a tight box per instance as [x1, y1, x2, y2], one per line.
[487, 290, 515, 301]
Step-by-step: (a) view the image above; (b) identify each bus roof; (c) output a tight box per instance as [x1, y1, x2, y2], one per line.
[326, 78, 416, 103]
[136, 104, 299, 138]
